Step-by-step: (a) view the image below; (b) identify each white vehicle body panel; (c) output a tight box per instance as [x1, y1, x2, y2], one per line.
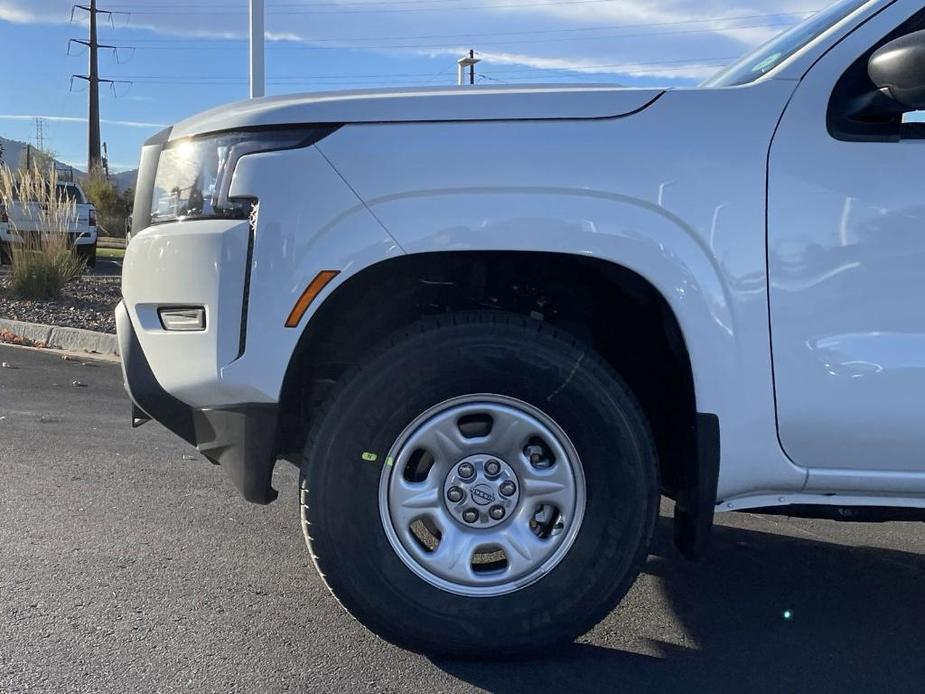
[763, 0, 925, 506]
[769, 0, 925, 489]
[315, 82, 804, 502]
[119, 0, 925, 511]
[169, 85, 664, 138]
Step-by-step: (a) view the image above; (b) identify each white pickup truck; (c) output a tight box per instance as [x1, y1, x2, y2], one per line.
[117, 0, 925, 658]
[0, 181, 98, 267]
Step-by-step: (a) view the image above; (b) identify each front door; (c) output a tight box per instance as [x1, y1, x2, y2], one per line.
[768, 1, 925, 479]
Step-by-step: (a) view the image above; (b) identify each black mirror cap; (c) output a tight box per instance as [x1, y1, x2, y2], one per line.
[869, 28, 925, 111]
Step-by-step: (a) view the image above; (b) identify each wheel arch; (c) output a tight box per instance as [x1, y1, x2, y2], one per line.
[277, 250, 720, 557]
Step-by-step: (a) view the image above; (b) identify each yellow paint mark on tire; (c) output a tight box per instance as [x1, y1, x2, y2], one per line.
[361, 451, 378, 462]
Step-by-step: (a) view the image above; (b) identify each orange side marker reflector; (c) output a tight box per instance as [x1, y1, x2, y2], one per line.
[285, 270, 340, 327]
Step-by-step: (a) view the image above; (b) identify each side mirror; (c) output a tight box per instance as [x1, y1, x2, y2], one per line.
[869, 29, 925, 111]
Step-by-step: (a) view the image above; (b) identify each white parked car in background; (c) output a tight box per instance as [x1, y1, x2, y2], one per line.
[118, 0, 925, 658]
[0, 181, 97, 267]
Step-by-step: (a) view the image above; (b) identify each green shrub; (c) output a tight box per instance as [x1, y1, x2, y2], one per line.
[9, 236, 84, 299]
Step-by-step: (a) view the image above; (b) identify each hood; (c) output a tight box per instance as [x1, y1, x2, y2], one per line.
[168, 84, 665, 139]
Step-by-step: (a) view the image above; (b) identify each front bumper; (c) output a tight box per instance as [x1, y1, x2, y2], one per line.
[116, 140, 402, 503]
[116, 302, 279, 503]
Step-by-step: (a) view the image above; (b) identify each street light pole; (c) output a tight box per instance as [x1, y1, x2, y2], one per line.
[249, 0, 265, 98]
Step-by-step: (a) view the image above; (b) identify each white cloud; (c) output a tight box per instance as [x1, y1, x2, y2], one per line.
[267, 31, 304, 42]
[0, 1, 40, 23]
[468, 50, 727, 79]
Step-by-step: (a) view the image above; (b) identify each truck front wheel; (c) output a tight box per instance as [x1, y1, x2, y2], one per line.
[77, 242, 97, 269]
[300, 312, 659, 657]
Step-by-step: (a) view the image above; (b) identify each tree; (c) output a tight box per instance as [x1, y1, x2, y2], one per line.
[83, 168, 132, 237]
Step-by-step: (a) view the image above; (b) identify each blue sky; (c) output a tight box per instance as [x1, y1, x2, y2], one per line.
[0, 0, 819, 172]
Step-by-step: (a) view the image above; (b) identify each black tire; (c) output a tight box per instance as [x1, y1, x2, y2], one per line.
[300, 311, 659, 658]
[79, 243, 97, 269]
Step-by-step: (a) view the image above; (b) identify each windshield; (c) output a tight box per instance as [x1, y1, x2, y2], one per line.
[703, 0, 872, 87]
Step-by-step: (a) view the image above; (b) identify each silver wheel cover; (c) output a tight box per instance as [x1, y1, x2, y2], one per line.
[378, 394, 586, 597]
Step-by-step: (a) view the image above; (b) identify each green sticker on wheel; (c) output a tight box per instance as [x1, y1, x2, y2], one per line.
[361, 451, 378, 462]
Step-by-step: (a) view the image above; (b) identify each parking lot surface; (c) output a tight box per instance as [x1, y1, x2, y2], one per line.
[1, 344, 923, 693]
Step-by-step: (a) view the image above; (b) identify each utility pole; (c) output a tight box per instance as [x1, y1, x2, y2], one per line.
[70, 1, 103, 173]
[70, 2, 128, 174]
[457, 49, 480, 86]
[88, 0, 100, 173]
[249, 0, 265, 98]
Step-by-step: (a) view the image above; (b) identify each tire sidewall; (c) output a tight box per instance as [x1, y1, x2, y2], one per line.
[303, 316, 657, 655]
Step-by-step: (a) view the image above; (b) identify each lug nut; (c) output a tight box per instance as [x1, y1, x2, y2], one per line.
[499, 480, 516, 497]
[484, 459, 501, 477]
[458, 462, 475, 479]
[525, 444, 545, 466]
[446, 486, 464, 503]
[462, 508, 479, 524]
[488, 505, 505, 521]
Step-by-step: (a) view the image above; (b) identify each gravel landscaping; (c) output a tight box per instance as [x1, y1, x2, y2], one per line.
[0, 272, 120, 334]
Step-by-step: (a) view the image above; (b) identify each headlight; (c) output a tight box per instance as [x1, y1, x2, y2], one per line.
[148, 128, 332, 225]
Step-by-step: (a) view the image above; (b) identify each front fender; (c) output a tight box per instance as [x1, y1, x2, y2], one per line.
[218, 145, 405, 404]
[365, 188, 733, 415]
[355, 186, 807, 500]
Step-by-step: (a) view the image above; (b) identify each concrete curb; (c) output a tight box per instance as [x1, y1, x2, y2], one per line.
[0, 318, 118, 356]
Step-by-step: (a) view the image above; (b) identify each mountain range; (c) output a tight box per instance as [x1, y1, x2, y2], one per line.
[0, 135, 137, 192]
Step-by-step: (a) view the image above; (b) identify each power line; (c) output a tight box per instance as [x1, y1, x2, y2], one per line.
[106, 1, 815, 12]
[115, 11, 817, 44]
[68, 38, 135, 63]
[70, 5, 812, 105]
[114, 55, 737, 81]
[69, 2, 130, 25]
[99, 19, 806, 53]
[112, 71, 721, 88]
[109, 0, 577, 5]
[106, 1, 818, 16]
[112, 57, 736, 87]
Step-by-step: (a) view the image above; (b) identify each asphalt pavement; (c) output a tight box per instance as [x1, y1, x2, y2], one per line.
[91, 259, 121, 277]
[1, 344, 923, 693]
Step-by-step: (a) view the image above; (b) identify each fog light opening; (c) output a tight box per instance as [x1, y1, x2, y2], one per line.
[158, 307, 206, 331]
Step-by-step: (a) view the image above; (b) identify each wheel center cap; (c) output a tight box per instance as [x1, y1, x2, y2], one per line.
[442, 454, 520, 528]
[470, 484, 495, 506]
